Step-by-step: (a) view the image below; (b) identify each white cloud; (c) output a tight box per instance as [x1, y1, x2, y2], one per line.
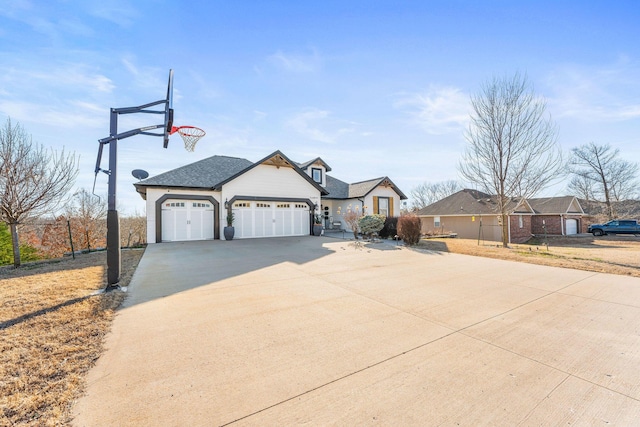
[267, 49, 321, 73]
[284, 108, 357, 144]
[394, 85, 470, 134]
[545, 59, 640, 122]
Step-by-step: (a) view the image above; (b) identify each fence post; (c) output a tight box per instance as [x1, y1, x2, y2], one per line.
[67, 219, 75, 260]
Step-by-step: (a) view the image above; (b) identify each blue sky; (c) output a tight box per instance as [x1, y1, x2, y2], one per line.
[1, 1, 639, 214]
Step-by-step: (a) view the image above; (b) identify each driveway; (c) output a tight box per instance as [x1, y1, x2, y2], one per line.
[73, 237, 640, 425]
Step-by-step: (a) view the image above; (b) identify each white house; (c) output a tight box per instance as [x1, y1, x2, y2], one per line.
[134, 150, 407, 242]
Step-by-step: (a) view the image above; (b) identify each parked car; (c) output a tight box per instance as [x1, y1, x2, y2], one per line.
[588, 219, 640, 236]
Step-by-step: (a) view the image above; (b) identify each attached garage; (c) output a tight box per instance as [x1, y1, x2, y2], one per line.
[161, 199, 215, 242]
[136, 151, 328, 243]
[232, 200, 311, 239]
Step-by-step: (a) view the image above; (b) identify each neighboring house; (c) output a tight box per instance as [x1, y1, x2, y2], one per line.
[417, 189, 587, 244]
[134, 150, 407, 242]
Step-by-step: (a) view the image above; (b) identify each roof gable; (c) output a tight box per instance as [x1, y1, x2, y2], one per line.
[214, 150, 328, 194]
[528, 196, 585, 214]
[297, 157, 332, 172]
[134, 151, 328, 197]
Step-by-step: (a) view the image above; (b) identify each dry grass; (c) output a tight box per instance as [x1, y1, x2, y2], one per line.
[416, 235, 640, 278]
[0, 249, 144, 426]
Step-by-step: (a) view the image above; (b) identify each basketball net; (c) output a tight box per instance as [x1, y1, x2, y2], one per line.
[171, 126, 206, 152]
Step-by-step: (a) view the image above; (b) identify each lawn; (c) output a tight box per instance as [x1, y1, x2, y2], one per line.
[416, 235, 640, 278]
[0, 249, 143, 426]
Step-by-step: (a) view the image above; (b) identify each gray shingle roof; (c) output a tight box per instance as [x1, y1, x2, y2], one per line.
[324, 176, 407, 200]
[134, 151, 406, 201]
[418, 190, 585, 217]
[528, 196, 583, 214]
[417, 189, 501, 216]
[324, 175, 349, 198]
[135, 155, 253, 189]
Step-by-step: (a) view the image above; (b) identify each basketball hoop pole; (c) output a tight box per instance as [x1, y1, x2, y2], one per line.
[106, 108, 120, 290]
[96, 82, 173, 291]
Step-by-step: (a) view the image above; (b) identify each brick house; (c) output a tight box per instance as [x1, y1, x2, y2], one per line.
[417, 189, 587, 244]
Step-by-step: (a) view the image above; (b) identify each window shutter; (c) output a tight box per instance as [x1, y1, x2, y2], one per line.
[389, 197, 394, 217]
[373, 196, 378, 214]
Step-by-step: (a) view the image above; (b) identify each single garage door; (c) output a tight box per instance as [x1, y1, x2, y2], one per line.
[233, 201, 310, 239]
[566, 218, 578, 235]
[161, 200, 214, 242]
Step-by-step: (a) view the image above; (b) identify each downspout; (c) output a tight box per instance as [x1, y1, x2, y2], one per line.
[357, 197, 365, 214]
[508, 215, 511, 244]
[560, 214, 564, 235]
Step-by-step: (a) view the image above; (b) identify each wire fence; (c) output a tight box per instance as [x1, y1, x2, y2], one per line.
[13, 216, 147, 260]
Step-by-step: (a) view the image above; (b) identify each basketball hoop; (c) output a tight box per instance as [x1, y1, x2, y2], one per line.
[170, 126, 205, 152]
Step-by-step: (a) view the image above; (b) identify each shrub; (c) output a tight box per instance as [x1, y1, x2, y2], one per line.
[379, 216, 398, 239]
[358, 214, 385, 239]
[0, 223, 40, 265]
[397, 214, 422, 245]
[343, 210, 361, 239]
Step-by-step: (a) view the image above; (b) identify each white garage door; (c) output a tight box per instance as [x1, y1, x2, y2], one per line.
[232, 201, 310, 239]
[161, 200, 214, 242]
[566, 219, 578, 235]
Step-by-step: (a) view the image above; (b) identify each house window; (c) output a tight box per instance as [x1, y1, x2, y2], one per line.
[377, 197, 389, 216]
[311, 168, 322, 183]
[518, 215, 524, 228]
[434, 216, 441, 227]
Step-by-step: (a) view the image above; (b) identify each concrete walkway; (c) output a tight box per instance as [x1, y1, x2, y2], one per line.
[73, 237, 640, 426]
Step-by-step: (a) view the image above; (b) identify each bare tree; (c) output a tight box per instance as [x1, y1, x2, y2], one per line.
[120, 213, 147, 247]
[569, 143, 639, 219]
[410, 180, 462, 210]
[567, 174, 596, 202]
[66, 188, 107, 252]
[0, 118, 78, 267]
[458, 73, 563, 247]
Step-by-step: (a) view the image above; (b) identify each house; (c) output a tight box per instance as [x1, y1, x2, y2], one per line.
[134, 150, 407, 242]
[417, 189, 587, 244]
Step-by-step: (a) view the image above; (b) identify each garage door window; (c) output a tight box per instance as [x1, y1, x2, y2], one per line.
[234, 202, 250, 208]
[277, 203, 290, 208]
[166, 202, 185, 207]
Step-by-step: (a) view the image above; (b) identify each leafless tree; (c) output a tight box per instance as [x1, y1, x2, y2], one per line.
[569, 143, 639, 219]
[410, 180, 462, 210]
[458, 73, 563, 247]
[120, 213, 147, 247]
[567, 174, 596, 202]
[66, 188, 107, 252]
[0, 118, 78, 267]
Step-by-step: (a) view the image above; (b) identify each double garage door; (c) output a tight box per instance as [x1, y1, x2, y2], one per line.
[233, 201, 310, 239]
[161, 200, 214, 242]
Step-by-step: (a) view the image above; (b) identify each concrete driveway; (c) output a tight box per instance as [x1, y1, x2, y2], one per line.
[73, 237, 640, 426]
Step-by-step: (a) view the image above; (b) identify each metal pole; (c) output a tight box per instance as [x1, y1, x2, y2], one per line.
[106, 109, 121, 288]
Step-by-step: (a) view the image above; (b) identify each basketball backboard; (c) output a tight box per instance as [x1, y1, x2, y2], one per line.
[163, 69, 174, 148]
